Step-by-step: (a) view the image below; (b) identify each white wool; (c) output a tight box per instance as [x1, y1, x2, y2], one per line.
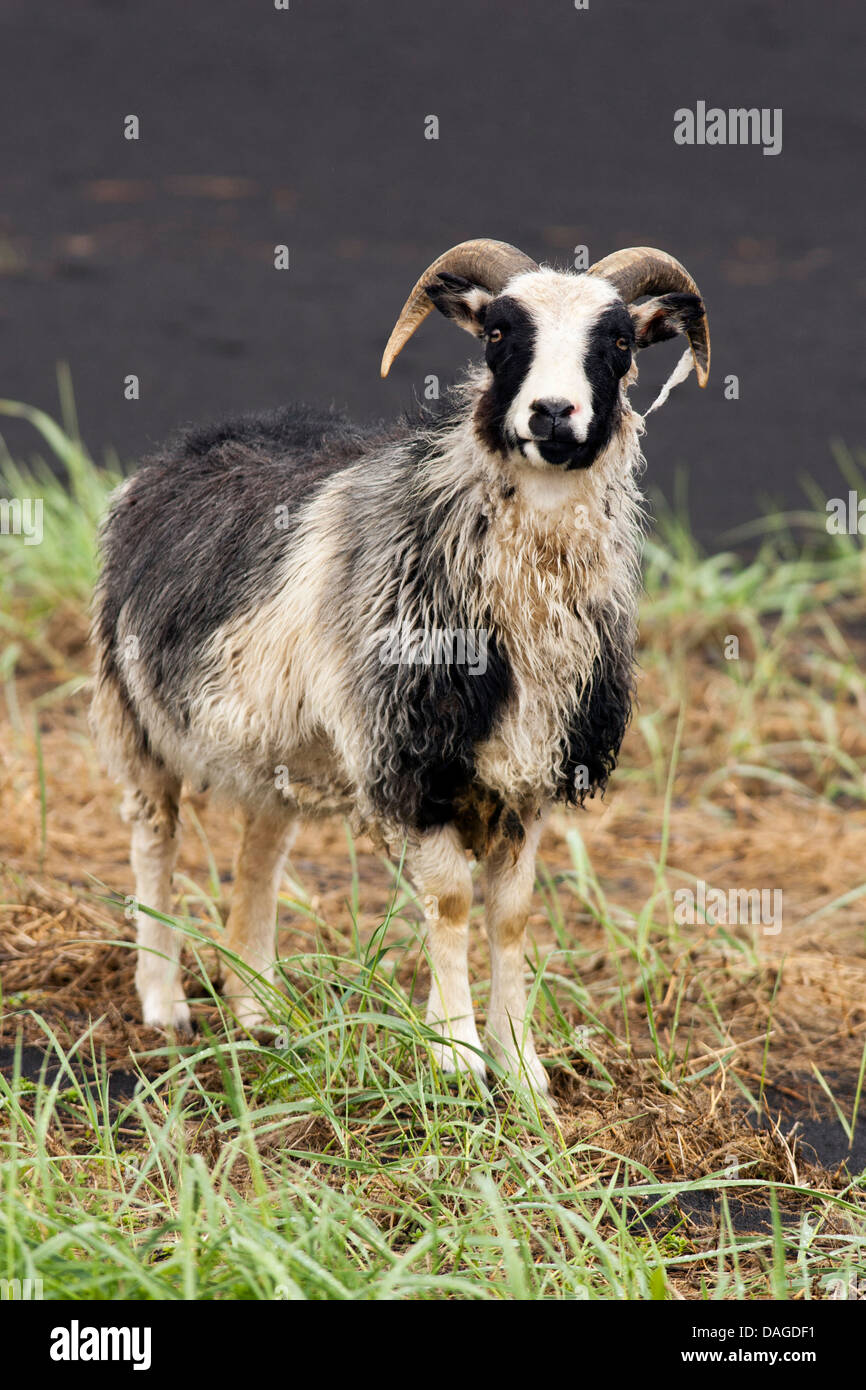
[641, 346, 695, 419]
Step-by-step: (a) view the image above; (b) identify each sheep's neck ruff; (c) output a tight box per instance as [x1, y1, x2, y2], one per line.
[413, 398, 645, 803]
[416, 389, 644, 649]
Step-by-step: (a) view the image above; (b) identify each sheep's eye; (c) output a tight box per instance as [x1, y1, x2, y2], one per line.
[616, 336, 630, 352]
[487, 327, 503, 344]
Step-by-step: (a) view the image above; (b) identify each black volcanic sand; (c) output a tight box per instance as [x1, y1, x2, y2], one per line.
[650, 1075, 866, 1236]
[0, 0, 863, 545]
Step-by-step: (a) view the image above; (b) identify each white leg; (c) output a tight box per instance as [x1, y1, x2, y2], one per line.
[412, 825, 484, 1081]
[124, 783, 189, 1032]
[222, 805, 296, 1028]
[484, 811, 549, 1094]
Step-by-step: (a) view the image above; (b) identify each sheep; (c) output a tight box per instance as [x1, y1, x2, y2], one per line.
[90, 239, 710, 1095]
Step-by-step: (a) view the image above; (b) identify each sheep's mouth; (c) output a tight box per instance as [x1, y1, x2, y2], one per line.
[536, 439, 576, 461]
[524, 438, 595, 470]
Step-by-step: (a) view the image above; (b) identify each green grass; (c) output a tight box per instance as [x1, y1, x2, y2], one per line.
[0, 370, 121, 638]
[3, 893, 864, 1303]
[2, 392, 866, 1300]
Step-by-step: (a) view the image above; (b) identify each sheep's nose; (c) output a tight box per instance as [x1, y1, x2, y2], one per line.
[531, 397, 575, 420]
[529, 398, 576, 439]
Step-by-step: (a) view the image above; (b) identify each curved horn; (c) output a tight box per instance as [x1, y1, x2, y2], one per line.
[380, 238, 539, 378]
[587, 246, 710, 387]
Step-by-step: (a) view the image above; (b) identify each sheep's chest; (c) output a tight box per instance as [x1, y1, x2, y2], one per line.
[472, 487, 635, 806]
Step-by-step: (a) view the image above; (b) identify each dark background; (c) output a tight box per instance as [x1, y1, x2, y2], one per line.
[0, 0, 863, 543]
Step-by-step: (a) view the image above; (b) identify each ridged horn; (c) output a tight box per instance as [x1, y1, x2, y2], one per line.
[587, 246, 710, 386]
[380, 238, 539, 378]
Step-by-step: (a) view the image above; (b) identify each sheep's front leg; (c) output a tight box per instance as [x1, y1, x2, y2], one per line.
[484, 812, 548, 1094]
[412, 826, 484, 1082]
[222, 806, 297, 1028]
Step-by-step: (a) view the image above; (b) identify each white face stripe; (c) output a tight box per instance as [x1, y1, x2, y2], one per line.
[501, 270, 621, 466]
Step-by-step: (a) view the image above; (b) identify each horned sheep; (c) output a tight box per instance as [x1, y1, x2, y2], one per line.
[90, 239, 710, 1095]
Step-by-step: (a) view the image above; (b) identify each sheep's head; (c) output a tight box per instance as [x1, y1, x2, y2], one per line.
[381, 239, 710, 472]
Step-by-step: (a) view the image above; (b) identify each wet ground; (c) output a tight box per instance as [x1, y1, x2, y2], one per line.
[0, 0, 863, 544]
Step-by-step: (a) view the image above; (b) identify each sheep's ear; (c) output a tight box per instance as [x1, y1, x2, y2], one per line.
[630, 292, 705, 350]
[425, 272, 493, 338]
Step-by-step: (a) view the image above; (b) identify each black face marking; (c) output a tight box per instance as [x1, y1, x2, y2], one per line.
[97, 406, 379, 729]
[552, 302, 635, 471]
[473, 295, 536, 456]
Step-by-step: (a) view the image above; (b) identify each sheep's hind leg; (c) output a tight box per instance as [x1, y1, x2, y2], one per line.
[222, 805, 297, 1029]
[123, 779, 189, 1033]
[412, 825, 485, 1083]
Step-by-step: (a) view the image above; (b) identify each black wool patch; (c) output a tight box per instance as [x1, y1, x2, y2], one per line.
[370, 635, 513, 831]
[342, 445, 513, 831]
[557, 617, 635, 803]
